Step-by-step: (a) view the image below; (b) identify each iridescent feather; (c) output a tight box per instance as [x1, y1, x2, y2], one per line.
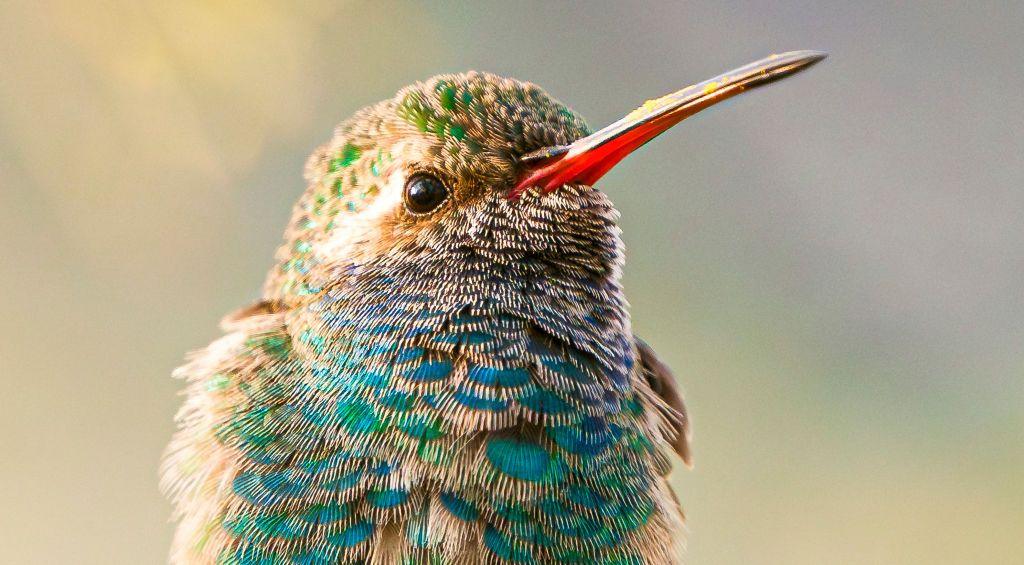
[163, 72, 689, 564]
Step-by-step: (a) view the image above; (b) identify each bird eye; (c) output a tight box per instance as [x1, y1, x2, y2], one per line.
[403, 174, 449, 214]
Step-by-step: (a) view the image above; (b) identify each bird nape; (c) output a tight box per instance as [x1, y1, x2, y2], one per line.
[162, 51, 825, 564]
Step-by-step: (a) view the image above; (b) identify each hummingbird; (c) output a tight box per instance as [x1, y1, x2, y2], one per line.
[163, 51, 825, 564]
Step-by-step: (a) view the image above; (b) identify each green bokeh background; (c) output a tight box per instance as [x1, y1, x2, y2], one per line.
[2, 1, 1021, 563]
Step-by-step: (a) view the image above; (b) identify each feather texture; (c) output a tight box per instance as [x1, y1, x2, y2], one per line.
[163, 72, 687, 564]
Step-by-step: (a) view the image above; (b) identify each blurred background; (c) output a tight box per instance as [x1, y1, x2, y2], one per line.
[2, 1, 1022, 563]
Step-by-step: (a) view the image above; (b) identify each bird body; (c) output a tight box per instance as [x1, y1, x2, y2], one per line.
[164, 52, 823, 564]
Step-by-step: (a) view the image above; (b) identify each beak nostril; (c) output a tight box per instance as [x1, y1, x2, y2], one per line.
[519, 145, 570, 165]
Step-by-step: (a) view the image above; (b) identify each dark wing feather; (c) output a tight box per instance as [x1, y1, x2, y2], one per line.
[220, 299, 287, 330]
[636, 337, 693, 467]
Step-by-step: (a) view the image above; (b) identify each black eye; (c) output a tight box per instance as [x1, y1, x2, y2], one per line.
[403, 174, 449, 214]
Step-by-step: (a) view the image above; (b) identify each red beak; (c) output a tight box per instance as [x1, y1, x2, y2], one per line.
[511, 50, 827, 198]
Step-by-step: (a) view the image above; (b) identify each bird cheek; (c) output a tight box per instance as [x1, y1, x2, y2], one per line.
[383, 168, 408, 198]
[316, 174, 407, 264]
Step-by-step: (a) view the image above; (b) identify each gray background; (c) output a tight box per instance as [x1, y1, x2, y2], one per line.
[1, 1, 1021, 563]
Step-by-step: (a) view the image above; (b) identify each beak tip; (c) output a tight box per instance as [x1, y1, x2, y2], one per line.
[787, 49, 830, 69]
[804, 50, 829, 65]
[780, 49, 828, 60]
[746, 49, 829, 89]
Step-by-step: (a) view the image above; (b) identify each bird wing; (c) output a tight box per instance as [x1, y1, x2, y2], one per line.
[635, 337, 693, 467]
[219, 299, 287, 331]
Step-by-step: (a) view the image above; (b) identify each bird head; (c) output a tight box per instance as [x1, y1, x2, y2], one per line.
[262, 51, 826, 311]
[263, 70, 591, 304]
